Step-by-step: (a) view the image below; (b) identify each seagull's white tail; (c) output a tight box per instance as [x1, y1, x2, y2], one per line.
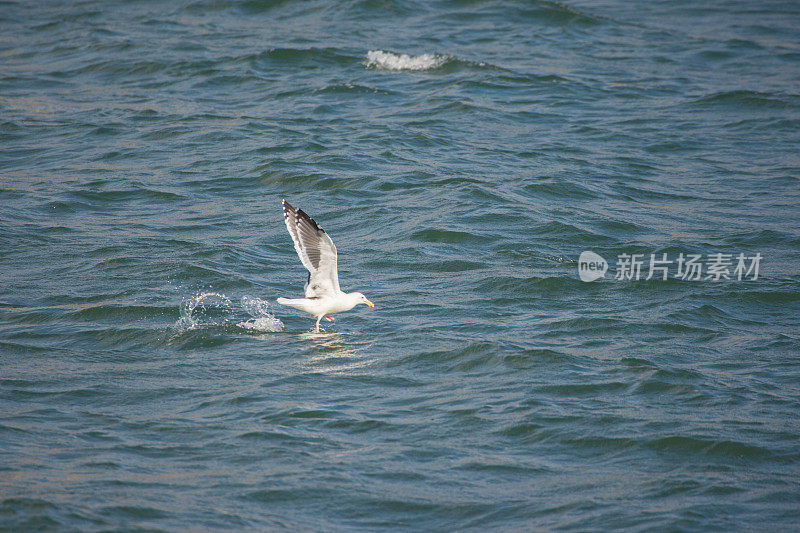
[276, 297, 308, 312]
[277, 297, 300, 308]
[276, 297, 322, 317]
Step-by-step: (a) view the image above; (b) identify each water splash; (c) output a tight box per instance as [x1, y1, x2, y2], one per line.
[365, 50, 448, 71]
[176, 292, 283, 332]
[237, 295, 284, 331]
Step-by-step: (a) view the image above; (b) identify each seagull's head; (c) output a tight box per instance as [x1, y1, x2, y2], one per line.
[352, 292, 374, 308]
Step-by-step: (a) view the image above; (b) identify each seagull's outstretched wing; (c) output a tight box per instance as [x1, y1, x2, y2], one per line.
[282, 200, 340, 298]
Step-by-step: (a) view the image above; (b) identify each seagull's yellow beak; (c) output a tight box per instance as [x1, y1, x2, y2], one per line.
[365, 300, 374, 308]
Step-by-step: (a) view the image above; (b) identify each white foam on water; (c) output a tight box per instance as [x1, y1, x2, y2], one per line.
[240, 295, 270, 317]
[365, 49, 447, 71]
[237, 316, 284, 332]
[237, 295, 284, 332]
[175, 292, 283, 332]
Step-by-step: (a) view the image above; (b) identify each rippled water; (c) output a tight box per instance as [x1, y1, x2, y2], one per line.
[2, 0, 799, 530]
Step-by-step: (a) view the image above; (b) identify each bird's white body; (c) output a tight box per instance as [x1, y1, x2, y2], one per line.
[277, 293, 361, 317]
[277, 200, 373, 332]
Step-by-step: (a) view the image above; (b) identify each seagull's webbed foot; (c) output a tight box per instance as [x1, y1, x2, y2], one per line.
[324, 315, 335, 322]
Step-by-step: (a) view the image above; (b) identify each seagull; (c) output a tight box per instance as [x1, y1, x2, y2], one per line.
[277, 200, 374, 332]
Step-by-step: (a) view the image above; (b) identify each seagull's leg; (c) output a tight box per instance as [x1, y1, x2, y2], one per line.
[315, 315, 322, 333]
[324, 315, 335, 322]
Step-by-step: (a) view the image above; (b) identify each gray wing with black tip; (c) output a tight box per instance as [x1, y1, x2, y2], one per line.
[282, 200, 340, 298]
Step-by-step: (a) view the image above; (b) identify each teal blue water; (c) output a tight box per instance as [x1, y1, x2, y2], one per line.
[2, 0, 800, 530]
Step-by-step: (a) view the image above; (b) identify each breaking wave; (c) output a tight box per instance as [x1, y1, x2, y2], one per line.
[365, 49, 448, 71]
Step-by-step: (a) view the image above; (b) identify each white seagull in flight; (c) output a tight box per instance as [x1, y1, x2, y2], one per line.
[277, 200, 374, 332]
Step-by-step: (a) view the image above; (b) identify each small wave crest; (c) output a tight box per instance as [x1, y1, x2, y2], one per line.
[176, 292, 283, 332]
[365, 50, 447, 71]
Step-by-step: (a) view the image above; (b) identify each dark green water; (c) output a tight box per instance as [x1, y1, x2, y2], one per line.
[2, 0, 799, 530]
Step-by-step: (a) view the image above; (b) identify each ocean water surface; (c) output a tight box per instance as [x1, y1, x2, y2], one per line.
[1, 0, 799, 530]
